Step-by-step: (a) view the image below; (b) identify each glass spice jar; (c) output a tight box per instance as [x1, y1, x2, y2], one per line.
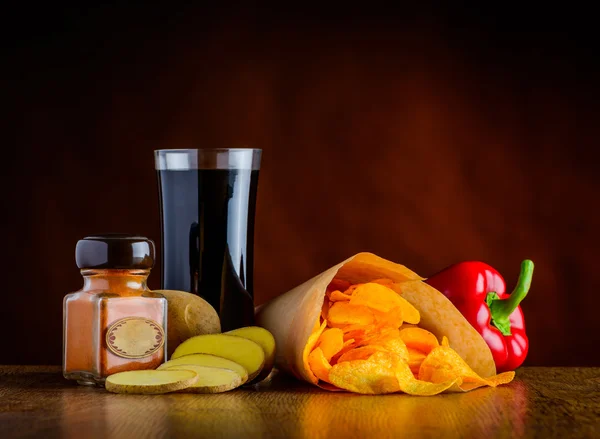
[63, 234, 167, 386]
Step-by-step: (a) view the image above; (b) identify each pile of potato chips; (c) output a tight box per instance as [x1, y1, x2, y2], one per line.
[304, 279, 515, 395]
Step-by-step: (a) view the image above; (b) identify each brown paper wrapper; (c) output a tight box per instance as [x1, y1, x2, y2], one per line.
[255, 252, 496, 385]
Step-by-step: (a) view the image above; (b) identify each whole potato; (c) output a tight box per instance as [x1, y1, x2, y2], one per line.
[154, 290, 221, 357]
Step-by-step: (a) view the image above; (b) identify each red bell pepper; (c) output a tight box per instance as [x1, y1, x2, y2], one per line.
[425, 260, 534, 372]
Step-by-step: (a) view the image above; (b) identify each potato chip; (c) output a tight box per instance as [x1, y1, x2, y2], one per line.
[407, 347, 427, 376]
[418, 345, 484, 384]
[483, 371, 515, 386]
[394, 295, 421, 324]
[374, 337, 409, 363]
[387, 284, 422, 324]
[395, 360, 460, 396]
[317, 328, 344, 361]
[337, 345, 386, 363]
[342, 323, 378, 336]
[370, 278, 394, 287]
[441, 336, 449, 347]
[342, 333, 365, 346]
[328, 302, 374, 327]
[349, 283, 421, 325]
[313, 318, 323, 333]
[418, 346, 515, 391]
[329, 290, 351, 302]
[372, 306, 403, 329]
[308, 347, 333, 383]
[342, 327, 366, 341]
[359, 328, 400, 347]
[399, 327, 439, 354]
[368, 351, 459, 396]
[450, 372, 515, 392]
[329, 353, 401, 394]
[354, 332, 410, 364]
[340, 323, 366, 334]
[341, 338, 355, 348]
[330, 349, 460, 396]
[342, 325, 374, 347]
[328, 278, 352, 292]
[321, 299, 331, 321]
[349, 283, 404, 312]
[368, 351, 408, 371]
[303, 320, 328, 384]
[392, 297, 421, 324]
[342, 284, 361, 296]
[330, 339, 357, 365]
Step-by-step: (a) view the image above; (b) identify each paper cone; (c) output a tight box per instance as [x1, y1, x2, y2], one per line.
[256, 252, 496, 385]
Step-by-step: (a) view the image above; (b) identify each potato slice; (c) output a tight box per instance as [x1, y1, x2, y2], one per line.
[157, 353, 248, 384]
[161, 365, 242, 393]
[105, 370, 198, 394]
[153, 289, 221, 357]
[171, 334, 265, 381]
[225, 326, 276, 382]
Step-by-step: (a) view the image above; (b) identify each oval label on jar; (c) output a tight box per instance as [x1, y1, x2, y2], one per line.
[106, 317, 165, 359]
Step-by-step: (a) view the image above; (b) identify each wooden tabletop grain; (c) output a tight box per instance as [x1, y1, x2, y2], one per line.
[0, 366, 598, 439]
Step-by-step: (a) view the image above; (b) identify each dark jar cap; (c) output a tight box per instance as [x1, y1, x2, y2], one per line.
[75, 234, 155, 270]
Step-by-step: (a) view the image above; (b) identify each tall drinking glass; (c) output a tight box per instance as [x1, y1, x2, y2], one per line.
[155, 149, 261, 331]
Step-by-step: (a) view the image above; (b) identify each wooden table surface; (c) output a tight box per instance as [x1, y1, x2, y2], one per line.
[1, 366, 598, 439]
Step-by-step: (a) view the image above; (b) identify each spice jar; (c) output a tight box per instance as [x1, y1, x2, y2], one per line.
[63, 234, 167, 386]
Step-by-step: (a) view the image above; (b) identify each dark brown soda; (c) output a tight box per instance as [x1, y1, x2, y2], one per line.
[157, 168, 258, 331]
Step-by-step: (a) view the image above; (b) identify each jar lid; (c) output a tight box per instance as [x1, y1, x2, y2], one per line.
[75, 234, 155, 269]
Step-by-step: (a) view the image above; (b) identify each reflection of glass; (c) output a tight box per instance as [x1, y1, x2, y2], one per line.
[155, 149, 261, 331]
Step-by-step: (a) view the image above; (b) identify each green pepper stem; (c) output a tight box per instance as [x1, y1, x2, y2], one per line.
[489, 260, 534, 323]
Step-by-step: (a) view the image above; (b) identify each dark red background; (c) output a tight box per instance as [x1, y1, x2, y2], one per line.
[3, 5, 599, 366]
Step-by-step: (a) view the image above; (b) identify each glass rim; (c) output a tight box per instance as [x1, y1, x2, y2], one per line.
[154, 148, 262, 153]
[154, 148, 262, 170]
